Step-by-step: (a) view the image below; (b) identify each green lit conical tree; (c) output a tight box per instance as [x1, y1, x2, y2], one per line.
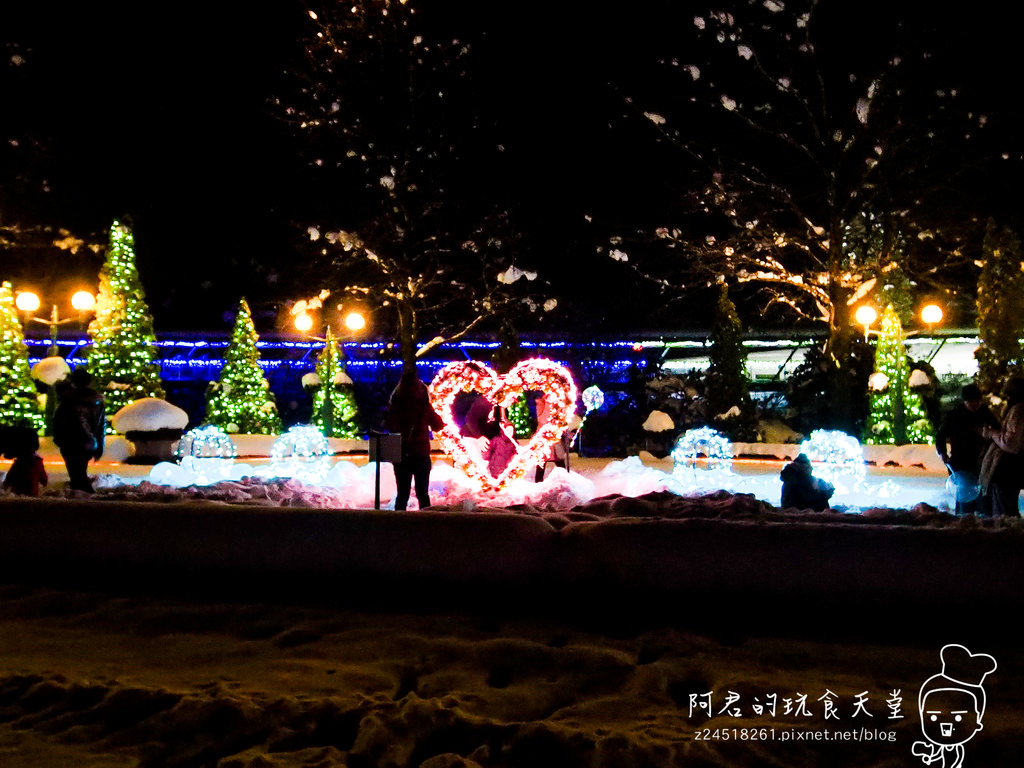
[87, 220, 165, 417]
[507, 397, 533, 439]
[204, 298, 281, 435]
[310, 328, 359, 438]
[705, 282, 758, 440]
[864, 305, 932, 445]
[0, 282, 45, 432]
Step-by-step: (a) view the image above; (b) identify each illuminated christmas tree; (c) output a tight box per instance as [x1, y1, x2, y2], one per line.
[507, 397, 533, 438]
[0, 282, 45, 432]
[204, 298, 281, 434]
[86, 220, 165, 417]
[310, 328, 359, 438]
[864, 305, 932, 445]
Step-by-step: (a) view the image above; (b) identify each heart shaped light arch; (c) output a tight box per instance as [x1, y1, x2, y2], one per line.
[428, 358, 578, 491]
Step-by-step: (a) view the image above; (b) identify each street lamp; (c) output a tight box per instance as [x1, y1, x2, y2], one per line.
[290, 292, 369, 438]
[855, 305, 878, 342]
[920, 303, 943, 332]
[15, 289, 96, 356]
[289, 290, 367, 342]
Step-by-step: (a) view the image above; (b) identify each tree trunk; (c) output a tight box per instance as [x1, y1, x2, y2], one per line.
[826, 280, 855, 434]
[397, 300, 418, 368]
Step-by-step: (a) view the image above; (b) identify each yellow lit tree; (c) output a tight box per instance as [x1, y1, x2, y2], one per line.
[309, 328, 359, 438]
[0, 281, 45, 432]
[86, 220, 165, 416]
[864, 305, 932, 445]
[204, 298, 281, 434]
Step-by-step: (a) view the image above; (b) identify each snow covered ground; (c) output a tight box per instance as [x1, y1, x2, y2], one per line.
[1, 577, 1021, 767]
[18, 433, 960, 513]
[71, 452, 952, 515]
[3, 443, 1021, 768]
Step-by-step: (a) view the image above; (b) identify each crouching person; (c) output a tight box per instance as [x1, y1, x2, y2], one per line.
[780, 453, 834, 511]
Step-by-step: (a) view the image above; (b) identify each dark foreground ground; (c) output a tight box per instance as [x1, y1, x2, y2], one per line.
[2, 567, 1022, 768]
[2, 478, 1022, 767]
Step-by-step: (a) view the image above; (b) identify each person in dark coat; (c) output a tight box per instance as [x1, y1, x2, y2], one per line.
[52, 368, 106, 493]
[935, 383, 999, 514]
[385, 366, 444, 511]
[780, 453, 834, 511]
[979, 376, 1024, 517]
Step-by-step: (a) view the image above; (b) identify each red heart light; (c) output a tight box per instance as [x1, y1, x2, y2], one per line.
[428, 359, 578, 491]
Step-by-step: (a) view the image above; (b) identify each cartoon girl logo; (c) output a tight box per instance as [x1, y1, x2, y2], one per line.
[912, 644, 997, 767]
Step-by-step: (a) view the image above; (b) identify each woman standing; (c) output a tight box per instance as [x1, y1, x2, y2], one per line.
[980, 376, 1024, 517]
[385, 365, 444, 511]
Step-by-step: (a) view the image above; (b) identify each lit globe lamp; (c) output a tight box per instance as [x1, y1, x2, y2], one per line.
[16, 288, 96, 356]
[291, 294, 367, 439]
[920, 303, 943, 333]
[854, 305, 878, 343]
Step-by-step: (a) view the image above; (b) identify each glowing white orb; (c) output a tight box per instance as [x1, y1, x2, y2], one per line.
[71, 291, 96, 311]
[920, 304, 943, 326]
[671, 426, 733, 473]
[344, 311, 365, 331]
[15, 291, 40, 313]
[175, 425, 237, 484]
[176, 425, 237, 459]
[582, 385, 604, 412]
[855, 305, 877, 328]
[270, 425, 332, 483]
[798, 429, 866, 491]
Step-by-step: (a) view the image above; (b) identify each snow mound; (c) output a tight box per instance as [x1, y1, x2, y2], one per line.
[31, 356, 71, 386]
[111, 398, 189, 433]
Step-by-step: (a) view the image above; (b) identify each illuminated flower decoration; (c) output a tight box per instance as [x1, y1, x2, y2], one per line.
[582, 385, 604, 412]
[175, 424, 237, 485]
[428, 359, 577, 492]
[798, 429, 866, 489]
[270, 424, 332, 483]
[671, 426, 733, 473]
[176, 425, 237, 460]
[868, 372, 889, 392]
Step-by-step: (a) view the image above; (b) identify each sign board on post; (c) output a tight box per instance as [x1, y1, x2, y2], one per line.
[367, 432, 402, 509]
[368, 432, 403, 463]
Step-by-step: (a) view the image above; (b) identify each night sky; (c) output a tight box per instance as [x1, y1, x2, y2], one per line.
[2, 1, 1020, 333]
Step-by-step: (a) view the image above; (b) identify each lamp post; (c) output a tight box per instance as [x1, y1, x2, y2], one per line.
[15, 289, 96, 356]
[855, 305, 878, 343]
[290, 293, 367, 438]
[860, 302, 943, 446]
